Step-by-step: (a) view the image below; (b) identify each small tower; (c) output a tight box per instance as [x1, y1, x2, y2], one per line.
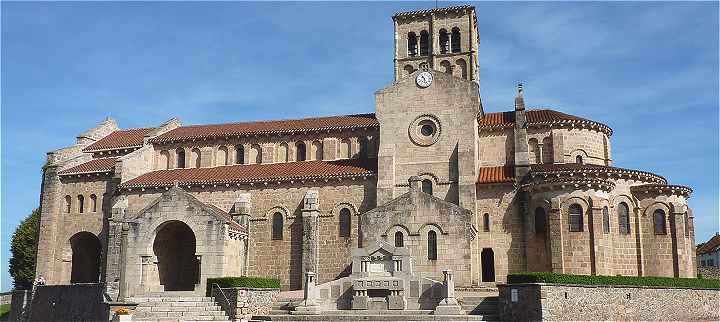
[392, 5, 479, 82]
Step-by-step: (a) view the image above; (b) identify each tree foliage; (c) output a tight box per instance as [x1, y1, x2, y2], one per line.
[9, 208, 40, 290]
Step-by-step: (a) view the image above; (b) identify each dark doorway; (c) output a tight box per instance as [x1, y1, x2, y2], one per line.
[70, 232, 101, 283]
[481, 248, 495, 282]
[153, 221, 198, 291]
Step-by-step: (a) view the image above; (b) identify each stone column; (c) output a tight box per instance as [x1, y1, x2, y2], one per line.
[549, 198, 565, 273]
[35, 164, 62, 284]
[434, 269, 463, 315]
[292, 272, 321, 315]
[301, 190, 320, 288]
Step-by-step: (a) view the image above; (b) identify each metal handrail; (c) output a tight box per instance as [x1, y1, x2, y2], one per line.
[212, 283, 235, 321]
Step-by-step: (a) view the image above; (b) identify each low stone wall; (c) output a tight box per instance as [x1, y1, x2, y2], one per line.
[27, 284, 109, 322]
[0, 292, 12, 305]
[8, 290, 30, 321]
[498, 283, 720, 321]
[698, 266, 720, 279]
[211, 287, 279, 320]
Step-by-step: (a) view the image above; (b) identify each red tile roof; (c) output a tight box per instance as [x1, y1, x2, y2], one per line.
[59, 158, 118, 175]
[120, 159, 377, 189]
[697, 234, 720, 255]
[83, 128, 154, 152]
[478, 109, 612, 135]
[477, 166, 515, 184]
[529, 163, 666, 184]
[149, 114, 379, 144]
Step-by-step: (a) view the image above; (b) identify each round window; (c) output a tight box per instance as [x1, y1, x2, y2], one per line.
[408, 115, 441, 146]
[420, 123, 435, 137]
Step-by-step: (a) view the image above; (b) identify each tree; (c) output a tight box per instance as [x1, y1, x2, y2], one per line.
[9, 208, 40, 290]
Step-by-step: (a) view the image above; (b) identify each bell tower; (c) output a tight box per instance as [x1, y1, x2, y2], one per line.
[392, 5, 479, 83]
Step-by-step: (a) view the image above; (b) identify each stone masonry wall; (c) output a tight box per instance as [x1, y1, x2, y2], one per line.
[125, 179, 376, 290]
[498, 283, 720, 321]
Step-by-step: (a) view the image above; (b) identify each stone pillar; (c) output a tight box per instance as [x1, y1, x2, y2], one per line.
[549, 198, 565, 273]
[35, 164, 62, 284]
[117, 222, 130, 301]
[301, 190, 320, 288]
[434, 269, 463, 315]
[292, 272, 321, 315]
[589, 198, 606, 276]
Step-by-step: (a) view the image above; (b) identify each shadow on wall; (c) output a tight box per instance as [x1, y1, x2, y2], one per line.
[27, 284, 109, 322]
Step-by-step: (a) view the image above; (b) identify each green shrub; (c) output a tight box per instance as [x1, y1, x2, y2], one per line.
[206, 277, 281, 296]
[507, 272, 720, 289]
[0, 304, 10, 319]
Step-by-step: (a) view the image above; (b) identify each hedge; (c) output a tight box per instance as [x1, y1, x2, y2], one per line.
[507, 272, 720, 289]
[206, 277, 281, 296]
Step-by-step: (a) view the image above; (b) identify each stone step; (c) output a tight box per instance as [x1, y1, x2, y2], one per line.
[129, 296, 215, 302]
[251, 313, 491, 321]
[135, 305, 223, 312]
[135, 301, 220, 308]
[133, 311, 228, 320]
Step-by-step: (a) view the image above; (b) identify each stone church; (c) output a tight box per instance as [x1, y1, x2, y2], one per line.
[34, 5, 697, 299]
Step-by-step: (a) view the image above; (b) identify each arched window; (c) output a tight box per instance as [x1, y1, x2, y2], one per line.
[90, 194, 97, 213]
[419, 31, 429, 56]
[250, 144, 262, 164]
[277, 143, 289, 163]
[451, 27, 461, 53]
[217, 146, 229, 166]
[272, 212, 283, 240]
[296, 142, 307, 161]
[78, 195, 85, 214]
[427, 230, 438, 260]
[65, 195, 72, 213]
[576, 155, 584, 164]
[654, 209, 667, 234]
[394, 231, 404, 247]
[421, 179, 433, 195]
[176, 148, 186, 168]
[311, 141, 323, 161]
[483, 213, 490, 232]
[191, 148, 201, 168]
[339, 208, 351, 237]
[440, 60, 452, 74]
[339, 139, 351, 159]
[618, 202, 631, 235]
[602, 206, 610, 234]
[439, 29, 449, 53]
[534, 207, 547, 235]
[455, 58, 467, 79]
[159, 150, 170, 169]
[235, 145, 245, 165]
[568, 203, 583, 232]
[407, 32, 418, 56]
[403, 65, 415, 77]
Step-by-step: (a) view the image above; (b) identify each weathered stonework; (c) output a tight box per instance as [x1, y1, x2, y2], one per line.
[498, 283, 719, 321]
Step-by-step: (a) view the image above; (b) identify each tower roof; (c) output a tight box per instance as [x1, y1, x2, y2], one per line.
[392, 5, 475, 19]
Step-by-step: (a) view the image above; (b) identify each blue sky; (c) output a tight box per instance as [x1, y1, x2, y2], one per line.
[1, 2, 718, 291]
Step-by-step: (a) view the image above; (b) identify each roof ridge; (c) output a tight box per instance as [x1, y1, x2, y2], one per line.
[175, 113, 376, 129]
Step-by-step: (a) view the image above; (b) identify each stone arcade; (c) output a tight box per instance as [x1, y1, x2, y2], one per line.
[35, 4, 696, 313]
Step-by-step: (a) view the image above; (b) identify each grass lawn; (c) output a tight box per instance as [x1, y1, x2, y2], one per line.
[0, 304, 10, 320]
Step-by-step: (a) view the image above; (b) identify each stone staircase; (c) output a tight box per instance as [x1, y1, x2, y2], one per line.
[127, 292, 229, 321]
[460, 296, 498, 319]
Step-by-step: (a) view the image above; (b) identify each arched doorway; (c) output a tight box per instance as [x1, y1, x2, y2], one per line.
[153, 221, 199, 291]
[481, 248, 495, 282]
[70, 232, 101, 283]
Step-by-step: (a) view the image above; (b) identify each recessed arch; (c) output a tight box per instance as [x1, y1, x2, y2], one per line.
[191, 148, 201, 168]
[217, 146, 229, 166]
[296, 142, 307, 161]
[69, 231, 101, 283]
[153, 220, 198, 291]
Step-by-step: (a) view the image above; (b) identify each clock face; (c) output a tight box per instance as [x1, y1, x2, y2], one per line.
[416, 71, 433, 88]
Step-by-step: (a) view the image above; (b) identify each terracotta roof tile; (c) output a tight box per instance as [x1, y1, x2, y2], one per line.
[477, 165, 515, 184]
[204, 203, 245, 232]
[149, 114, 379, 144]
[697, 234, 720, 255]
[478, 109, 612, 135]
[83, 128, 154, 152]
[59, 158, 117, 175]
[121, 159, 377, 189]
[529, 163, 666, 184]
[393, 5, 474, 18]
